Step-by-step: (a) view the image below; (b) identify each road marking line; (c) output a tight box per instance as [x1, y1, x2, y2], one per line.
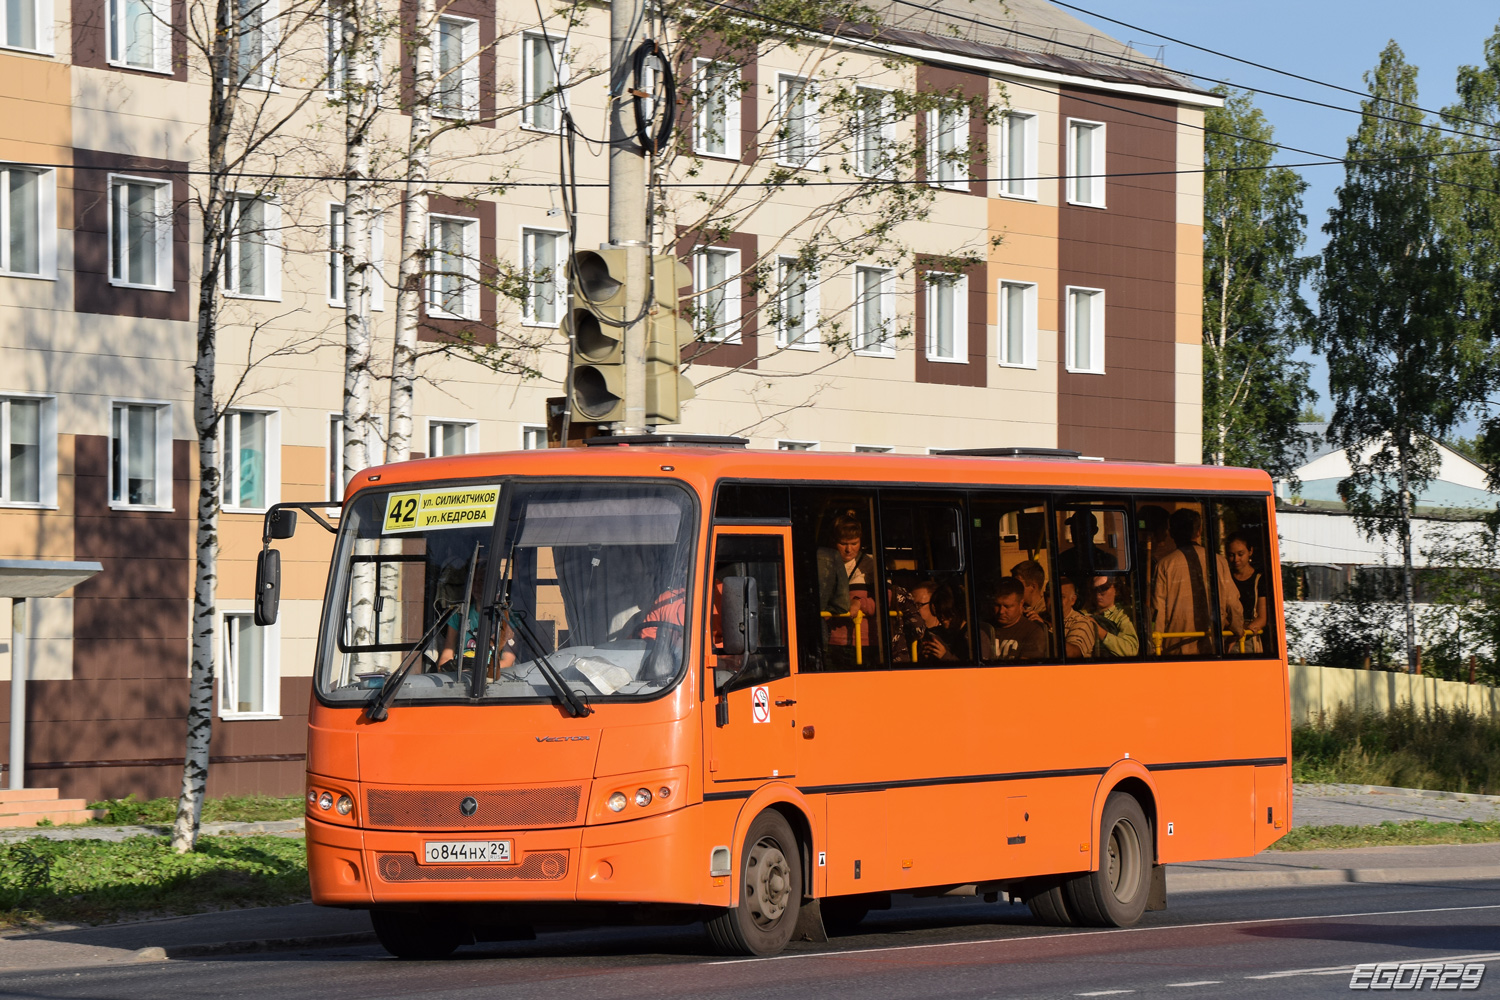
[1166, 982, 1223, 987]
[702, 904, 1500, 965]
[1075, 992, 1134, 997]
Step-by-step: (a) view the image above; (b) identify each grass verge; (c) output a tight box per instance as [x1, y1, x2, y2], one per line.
[0, 835, 309, 928]
[1292, 704, 1500, 793]
[84, 794, 304, 826]
[1270, 819, 1500, 851]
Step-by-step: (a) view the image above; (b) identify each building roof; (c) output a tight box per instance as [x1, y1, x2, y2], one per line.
[1283, 424, 1497, 515]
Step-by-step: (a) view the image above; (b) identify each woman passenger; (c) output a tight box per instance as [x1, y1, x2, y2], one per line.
[1225, 531, 1268, 653]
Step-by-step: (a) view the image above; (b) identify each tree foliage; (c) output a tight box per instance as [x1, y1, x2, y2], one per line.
[1201, 87, 1316, 478]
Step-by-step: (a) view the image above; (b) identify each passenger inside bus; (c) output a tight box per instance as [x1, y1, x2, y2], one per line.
[1010, 559, 1052, 630]
[1060, 577, 1096, 658]
[979, 577, 1048, 661]
[820, 509, 878, 669]
[434, 564, 516, 675]
[912, 580, 969, 663]
[1225, 531, 1267, 653]
[1089, 575, 1139, 657]
[1058, 510, 1119, 579]
[1151, 507, 1242, 656]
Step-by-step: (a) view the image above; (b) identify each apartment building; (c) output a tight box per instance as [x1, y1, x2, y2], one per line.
[0, 0, 1217, 800]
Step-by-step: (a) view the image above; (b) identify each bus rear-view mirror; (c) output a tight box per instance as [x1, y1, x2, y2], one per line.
[268, 508, 298, 539]
[720, 576, 758, 656]
[255, 549, 281, 626]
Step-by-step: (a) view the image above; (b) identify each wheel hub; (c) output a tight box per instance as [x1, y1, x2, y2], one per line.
[744, 836, 792, 928]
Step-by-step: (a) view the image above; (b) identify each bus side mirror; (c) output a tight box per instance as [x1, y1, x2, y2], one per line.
[255, 549, 281, 626]
[720, 576, 758, 656]
[268, 508, 298, 540]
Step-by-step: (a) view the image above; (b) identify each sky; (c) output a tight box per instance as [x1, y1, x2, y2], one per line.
[1066, 1, 1500, 426]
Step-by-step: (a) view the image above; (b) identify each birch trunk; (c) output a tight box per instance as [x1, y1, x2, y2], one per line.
[1398, 434, 1418, 673]
[173, 0, 237, 854]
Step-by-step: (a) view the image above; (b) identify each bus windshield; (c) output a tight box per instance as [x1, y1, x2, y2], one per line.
[316, 479, 697, 707]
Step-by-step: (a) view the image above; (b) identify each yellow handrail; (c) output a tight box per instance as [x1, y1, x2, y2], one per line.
[819, 608, 866, 665]
[1151, 628, 1265, 655]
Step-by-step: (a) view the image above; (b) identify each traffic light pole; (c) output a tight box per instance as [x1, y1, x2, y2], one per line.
[608, 0, 649, 435]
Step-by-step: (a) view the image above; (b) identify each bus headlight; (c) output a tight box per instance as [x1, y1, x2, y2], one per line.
[318, 792, 333, 811]
[607, 792, 628, 812]
[336, 795, 353, 815]
[634, 788, 652, 807]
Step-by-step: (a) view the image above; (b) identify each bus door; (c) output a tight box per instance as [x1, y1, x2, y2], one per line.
[705, 527, 797, 783]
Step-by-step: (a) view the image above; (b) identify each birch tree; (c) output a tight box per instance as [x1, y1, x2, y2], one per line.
[1201, 88, 1315, 479]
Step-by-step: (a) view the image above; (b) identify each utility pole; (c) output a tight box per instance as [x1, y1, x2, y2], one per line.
[608, 0, 649, 434]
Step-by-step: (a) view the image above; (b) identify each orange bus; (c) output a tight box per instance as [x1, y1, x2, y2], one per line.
[259, 437, 1290, 958]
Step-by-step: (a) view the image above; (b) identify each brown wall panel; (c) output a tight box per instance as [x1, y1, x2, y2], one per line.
[913, 259, 988, 387]
[71, 151, 192, 321]
[417, 195, 497, 345]
[71, 0, 188, 81]
[1056, 89, 1178, 462]
[677, 229, 759, 370]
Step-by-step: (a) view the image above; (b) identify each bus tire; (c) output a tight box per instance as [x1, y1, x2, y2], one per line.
[370, 909, 464, 960]
[1066, 791, 1153, 927]
[706, 810, 802, 956]
[1021, 880, 1076, 926]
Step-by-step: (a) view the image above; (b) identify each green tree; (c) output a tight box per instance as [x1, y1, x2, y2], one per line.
[1202, 88, 1316, 478]
[1314, 42, 1483, 674]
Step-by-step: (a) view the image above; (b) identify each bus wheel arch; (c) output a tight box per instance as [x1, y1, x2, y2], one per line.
[1089, 763, 1158, 871]
[708, 805, 805, 955]
[727, 784, 816, 906]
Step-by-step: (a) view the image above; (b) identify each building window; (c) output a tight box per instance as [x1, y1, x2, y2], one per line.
[1000, 111, 1037, 200]
[3, 0, 50, 52]
[110, 401, 171, 508]
[1067, 118, 1106, 207]
[853, 445, 891, 454]
[854, 86, 895, 179]
[236, 0, 276, 89]
[428, 419, 474, 457]
[435, 15, 479, 118]
[777, 440, 817, 452]
[224, 195, 279, 299]
[521, 32, 564, 132]
[924, 272, 966, 362]
[1066, 286, 1105, 374]
[926, 104, 968, 190]
[327, 204, 384, 310]
[220, 611, 278, 718]
[693, 246, 740, 343]
[776, 256, 817, 350]
[107, 0, 169, 71]
[427, 214, 477, 319]
[521, 227, 564, 326]
[520, 424, 546, 450]
[1, 165, 55, 278]
[328, 413, 382, 502]
[998, 280, 1037, 369]
[0, 396, 55, 507]
[220, 409, 275, 511]
[777, 74, 818, 168]
[109, 176, 172, 289]
[693, 59, 739, 158]
[853, 265, 893, 356]
[324, 6, 345, 95]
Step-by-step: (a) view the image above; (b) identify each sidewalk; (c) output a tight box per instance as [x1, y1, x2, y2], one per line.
[1293, 783, 1500, 827]
[1169, 840, 1500, 893]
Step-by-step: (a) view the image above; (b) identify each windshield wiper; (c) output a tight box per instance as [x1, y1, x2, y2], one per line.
[508, 608, 592, 718]
[364, 608, 453, 722]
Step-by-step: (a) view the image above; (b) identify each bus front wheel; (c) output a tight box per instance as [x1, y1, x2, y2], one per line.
[1066, 791, 1153, 927]
[370, 908, 465, 960]
[706, 810, 803, 956]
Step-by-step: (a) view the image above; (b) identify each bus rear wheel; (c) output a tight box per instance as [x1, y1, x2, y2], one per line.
[1066, 791, 1153, 927]
[1021, 879, 1076, 926]
[370, 908, 465, 959]
[706, 810, 802, 956]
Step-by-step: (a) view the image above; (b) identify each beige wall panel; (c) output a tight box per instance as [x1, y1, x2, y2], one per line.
[281, 445, 328, 501]
[1175, 341, 1202, 465]
[1176, 106, 1206, 227]
[0, 596, 74, 683]
[1176, 223, 1204, 344]
[72, 73, 202, 160]
[0, 54, 71, 152]
[278, 598, 323, 678]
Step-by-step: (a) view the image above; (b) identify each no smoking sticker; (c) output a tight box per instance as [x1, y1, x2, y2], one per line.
[751, 686, 770, 724]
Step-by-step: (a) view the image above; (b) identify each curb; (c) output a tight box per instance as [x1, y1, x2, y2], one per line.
[162, 931, 378, 959]
[1170, 865, 1500, 892]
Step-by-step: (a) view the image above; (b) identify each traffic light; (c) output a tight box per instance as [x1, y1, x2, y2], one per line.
[567, 249, 629, 423]
[644, 254, 696, 426]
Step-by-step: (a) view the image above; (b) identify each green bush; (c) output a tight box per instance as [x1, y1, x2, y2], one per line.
[1293, 704, 1500, 793]
[85, 794, 303, 826]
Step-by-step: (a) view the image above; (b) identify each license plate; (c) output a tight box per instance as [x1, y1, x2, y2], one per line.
[423, 840, 513, 864]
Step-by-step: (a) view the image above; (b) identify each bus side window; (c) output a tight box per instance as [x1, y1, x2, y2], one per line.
[790, 489, 884, 672]
[711, 534, 790, 692]
[1142, 500, 1236, 658]
[1058, 503, 1137, 660]
[1216, 498, 1275, 657]
[970, 496, 1054, 663]
[882, 497, 971, 666]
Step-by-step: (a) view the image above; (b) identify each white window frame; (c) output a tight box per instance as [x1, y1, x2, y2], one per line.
[925, 104, 968, 191]
[997, 279, 1038, 369]
[776, 73, 819, 169]
[520, 424, 547, 450]
[853, 85, 895, 180]
[693, 58, 740, 160]
[1000, 111, 1038, 201]
[234, 0, 279, 90]
[0, 394, 57, 508]
[520, 225, 566, 327]
[775, 256, 819, 351]
[434, 14, 480, 120]
[1, 0, 54, 54]
[853, 445, 892, 454]
[426, 213, 479, 320]
[777, 440, 818, 452]
[218, 609, 280, 720]
[1065, 285, 1106, 374]
[327, 412, 383, 504]
[107, 174, 173, 290]
[219, 407, 279, 513]
[693, 246, 740, 344]
[106, 0, 170, 72]
[924, 271, 967, 363]
[327, 203, 384, 311]
[520, 31, 566, 133]
[1066, 118, 1107, 208]
[109, 399, 173, 511]
[223, 193, 281, 300]
[324, 2, 346, 97]
[852, 264, 894, 357]
[427, 418, 476, 457]
[0, 164, 57, 279]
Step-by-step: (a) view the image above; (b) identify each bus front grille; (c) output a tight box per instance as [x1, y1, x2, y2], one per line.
[364, 785, 583, 829]
[376, 852, 570, 882]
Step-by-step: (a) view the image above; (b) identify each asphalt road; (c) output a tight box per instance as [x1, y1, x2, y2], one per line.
[3, 879, 1497, 999]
